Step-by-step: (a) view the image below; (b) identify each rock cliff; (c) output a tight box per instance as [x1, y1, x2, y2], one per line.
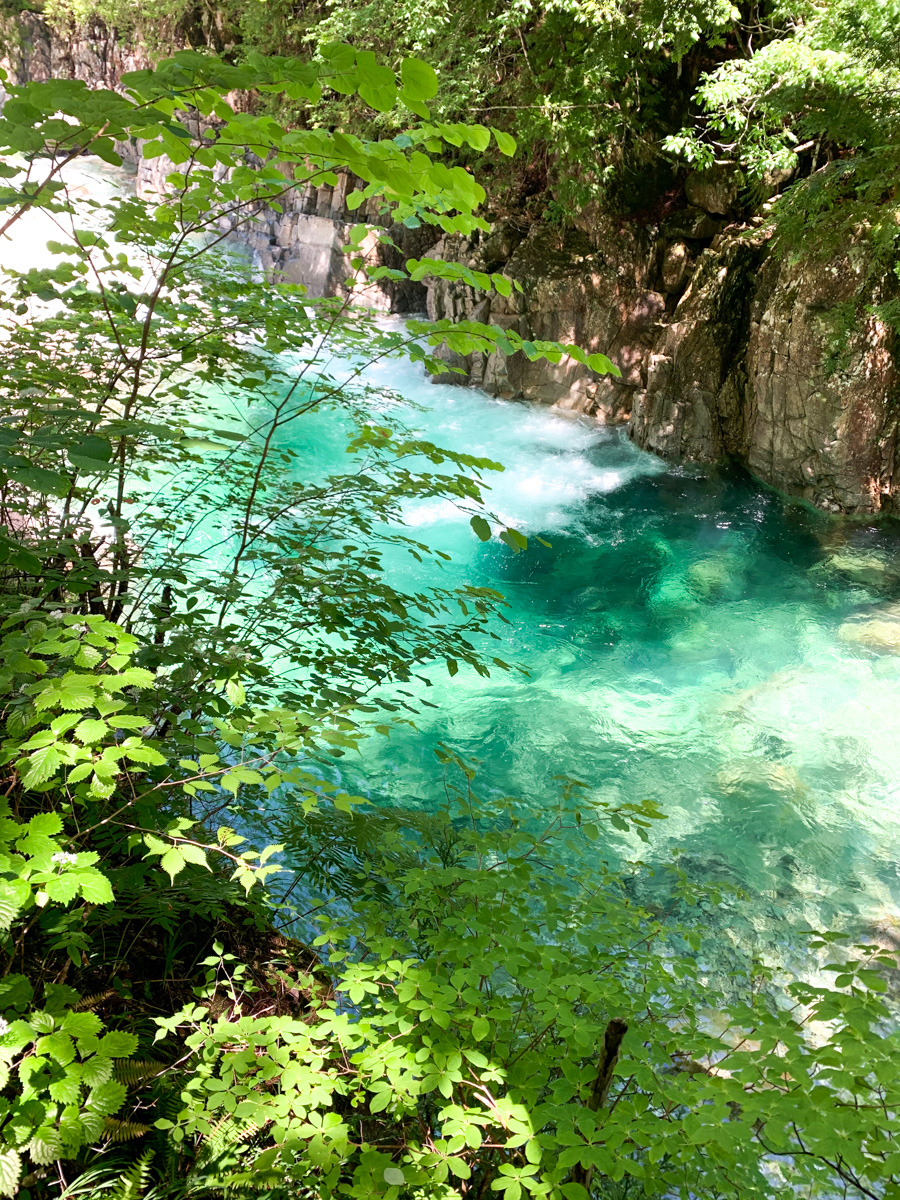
[3, 14, 898, 514]
[426, 205, 899, 514]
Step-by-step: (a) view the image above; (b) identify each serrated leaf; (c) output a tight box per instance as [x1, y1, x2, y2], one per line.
[74, 719, 108, 743]
[88, 1078, 127, 1116]
[36, 1030, 75, 1064]
[20, 744, 63, 787]
[27, 812, 63, 837]
[81, 1055, 113, 1087]
[61, 1011, 102, 1038]
[45, 874, 80, 903]
[98, 1031, 138, 1057]
[0, 1149, 20, 1196]
[49, 1073, 83, 1105]
[159, 848, 185, 883]
[177, 842, 211, 870]
[73, 870, 114, 904]
[27, 1127, 64, 1164]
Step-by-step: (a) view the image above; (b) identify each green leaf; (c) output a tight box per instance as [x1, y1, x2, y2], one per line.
[587, 352, 621, 377]
[61, 1011, 103, 1037]
[67, 436, 113, 472]
[45, 874, 80, 903]
[383, 1168, 405, 1186]
[6, 465, 70, 497]
[88, 1078, 127, 1115]
[159, 848, 186, 883]
[179, 437, 232, 453]
[470, 515, 492, 542]
[28, 1127, 64, 1165]
[499, 528, 527, 553]
[0, 1150, 21, 1197]
[81, 1056, 113, 1087]
[27, 812, 63, 837]
[73, 870, 114, 904]
[74, 719, 108, 743]
[20, 744, 63, 787]
[491, 128, 517, 156]
[98, 1031, 138, 1057]
[463, 124, 491, 152]
[400, 58, 438, 101]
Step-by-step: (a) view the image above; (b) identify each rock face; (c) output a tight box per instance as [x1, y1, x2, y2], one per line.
[427, 212, 899, 514]
[426, 217, 664, 420]
[1, 10, 151, 86]
[133, 151, 427, 309]
[4, 14, 899, 514]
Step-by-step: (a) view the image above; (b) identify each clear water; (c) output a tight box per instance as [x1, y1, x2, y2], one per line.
[10, 161, 900, 962]
[310, 341, 900, 958]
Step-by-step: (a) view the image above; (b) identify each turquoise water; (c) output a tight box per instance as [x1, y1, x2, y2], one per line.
[300, 338, 900, 954]
[12, 162, 900, 958]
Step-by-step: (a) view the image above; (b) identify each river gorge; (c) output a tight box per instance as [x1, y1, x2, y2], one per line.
[4, 11, 900, 518]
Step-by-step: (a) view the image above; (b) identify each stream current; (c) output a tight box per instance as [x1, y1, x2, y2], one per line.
[325, 347, 900, 961]
[13, 158, 900, 966]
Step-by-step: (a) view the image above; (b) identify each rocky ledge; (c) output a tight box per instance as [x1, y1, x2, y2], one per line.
[3, 13, 898, 515]
[427, 199, 899, 515]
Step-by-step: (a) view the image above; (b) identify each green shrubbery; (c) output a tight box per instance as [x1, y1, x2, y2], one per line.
[0, 42, 899, 1200]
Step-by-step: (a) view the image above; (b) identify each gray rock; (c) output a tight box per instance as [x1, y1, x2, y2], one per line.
[685, 167, 744, 215]
[661, 240, 691, 293]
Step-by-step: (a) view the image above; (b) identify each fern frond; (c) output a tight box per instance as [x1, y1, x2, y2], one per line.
[75, 988, 117, 1010]
[109, 1149, 154, 1200]
[219, 1171, 284, 1193]
[103, 1117, 152, 1143]
[114, 1059, 168, 1086]
[192, 1116, 265, 1174]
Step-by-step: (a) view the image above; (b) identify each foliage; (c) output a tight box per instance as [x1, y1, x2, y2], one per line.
[0, 35, 897, 1200]
[34, 0, 747, 211]
[663, 0, 900, 267]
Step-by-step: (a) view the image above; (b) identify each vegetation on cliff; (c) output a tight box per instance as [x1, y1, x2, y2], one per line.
[0, 36, 897, 1200]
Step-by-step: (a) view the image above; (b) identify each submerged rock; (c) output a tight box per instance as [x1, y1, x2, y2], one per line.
[647, 573, 700, 617]
[715, 758, 808, 802]
[686, 556, 734, 599]
[824, 550, 899, 590]
[839, 610, 900, 653]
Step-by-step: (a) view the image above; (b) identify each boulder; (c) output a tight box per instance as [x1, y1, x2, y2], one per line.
[661, 240, 691, 293]
[661, 205, 725, 241]
[685, 167, 744, 215]
[839, 615, 900, 653]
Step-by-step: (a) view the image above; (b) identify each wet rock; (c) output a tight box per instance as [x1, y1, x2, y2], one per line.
[839, 609, 900, 653]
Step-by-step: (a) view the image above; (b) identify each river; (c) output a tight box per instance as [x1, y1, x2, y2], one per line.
[323, 343, 900, 964]
[11, 157, 900, 968]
